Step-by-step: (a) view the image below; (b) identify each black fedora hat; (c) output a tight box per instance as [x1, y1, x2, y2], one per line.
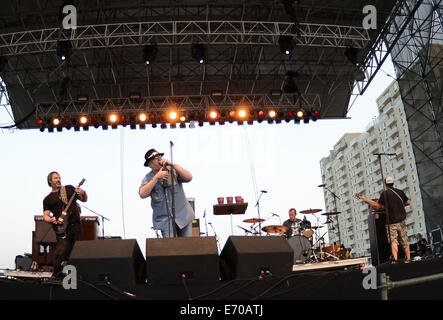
[144, 149, 164, 166]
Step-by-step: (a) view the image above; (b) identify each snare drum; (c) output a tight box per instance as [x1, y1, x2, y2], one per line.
[287, 235, 312, 264]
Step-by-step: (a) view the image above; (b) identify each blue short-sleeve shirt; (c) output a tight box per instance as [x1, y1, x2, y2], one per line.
[140, 170, 194, 230]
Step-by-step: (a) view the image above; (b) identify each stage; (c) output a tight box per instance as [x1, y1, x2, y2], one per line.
[1, 255, 443, 301]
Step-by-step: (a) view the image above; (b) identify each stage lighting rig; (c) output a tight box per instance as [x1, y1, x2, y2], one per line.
[192, 44, 207, 64]
[56, 40, 72, 61]
[344, 47, 361, 67]
[144, 44, 158, 65]
[278, 36, 294, 55]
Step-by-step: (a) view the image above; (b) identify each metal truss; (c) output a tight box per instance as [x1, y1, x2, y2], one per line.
[35, 93, 321, 119]
[348, 0, 425, 108]
[387, 0, 443, 232]
[0, 1, 400, 128]
[0, 21, 371, 56]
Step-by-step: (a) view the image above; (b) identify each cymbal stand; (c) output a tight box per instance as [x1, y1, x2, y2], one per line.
[237, 225, 253, 236]
[311, 232, 339, 261]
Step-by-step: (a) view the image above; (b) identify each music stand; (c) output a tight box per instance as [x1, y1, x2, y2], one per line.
[213, 203, 248, 235]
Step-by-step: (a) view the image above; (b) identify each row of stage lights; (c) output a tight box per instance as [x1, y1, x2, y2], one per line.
[55, 35, 297, 65]
[37, 108, 320, 132]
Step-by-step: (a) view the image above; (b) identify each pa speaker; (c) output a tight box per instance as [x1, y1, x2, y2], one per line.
[69, 239, 146, 287]
[220, 236, 294, 280]
[146, 236, 219, 285]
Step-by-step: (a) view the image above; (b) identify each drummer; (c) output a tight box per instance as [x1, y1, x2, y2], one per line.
[283, 208, 301, 238]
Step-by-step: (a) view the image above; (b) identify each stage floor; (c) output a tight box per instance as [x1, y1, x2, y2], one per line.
[1, 255, 443, 301]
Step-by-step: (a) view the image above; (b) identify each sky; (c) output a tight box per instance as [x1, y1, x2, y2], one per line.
[0, 58, 396, 270]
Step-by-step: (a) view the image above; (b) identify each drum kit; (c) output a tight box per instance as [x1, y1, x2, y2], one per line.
[238, 208, 351, 264]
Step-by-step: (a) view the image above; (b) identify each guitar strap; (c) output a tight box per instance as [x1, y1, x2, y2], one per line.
[388, 188, 405, 204]
[59, 186, 68, 205]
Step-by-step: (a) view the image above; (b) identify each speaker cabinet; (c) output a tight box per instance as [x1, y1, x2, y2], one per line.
[146, 237, 219, 285]
[220, 236, 294, 280]
[368, 210, 404, 265]
[69, 239, 146, 287]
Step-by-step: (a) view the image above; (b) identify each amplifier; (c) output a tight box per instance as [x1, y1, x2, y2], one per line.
[431, 228, 442, 254]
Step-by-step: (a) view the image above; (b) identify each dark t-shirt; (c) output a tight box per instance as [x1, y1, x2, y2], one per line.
[43, 185, 81, 226]
[378, 187, 409, 224]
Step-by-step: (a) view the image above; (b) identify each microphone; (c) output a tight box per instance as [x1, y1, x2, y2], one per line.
[170, 141, 174, 146]
[318, 184, 326, 187]
[162, 163, 170, 187]
[271, 213, 279, 217]
[260, 190, 268, 193]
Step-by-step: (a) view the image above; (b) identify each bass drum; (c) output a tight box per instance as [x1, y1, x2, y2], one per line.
[288, 235, 312, 264]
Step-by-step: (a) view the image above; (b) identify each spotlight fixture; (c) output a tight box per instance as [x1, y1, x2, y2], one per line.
[79, 116, 88, 125]
[238, 109, 247, 119]
[296, 109, 304, 119]
[144, 44, 158, 65]
[168, 111, 178, 121]
[278, 36, 294, 55]
[191, 44, 207, 64]
[344, 47, 360, 67]
[138, 112, 148, 123]
[56, 40, 72, 61]
[209, 110, 218, 120]
[108, 113, 119, 126]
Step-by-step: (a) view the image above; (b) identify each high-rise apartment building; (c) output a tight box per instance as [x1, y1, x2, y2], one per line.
[320, 80, 426, 258]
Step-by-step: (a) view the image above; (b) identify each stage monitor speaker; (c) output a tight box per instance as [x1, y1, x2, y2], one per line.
[69, 239, 146, 287]
[146, 236, 219, 285]
[220, 236, 294, 280]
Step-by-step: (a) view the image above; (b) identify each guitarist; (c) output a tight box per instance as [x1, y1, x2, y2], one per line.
[357, 176, 411, 263]
[43, 171, 88, 278]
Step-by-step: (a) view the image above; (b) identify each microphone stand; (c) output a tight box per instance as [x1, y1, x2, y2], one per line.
[203, 209, 209, 236]
[80, 205, 110, 239]
[255, 190, 266, 236]
[208, 222, 221, 252]
[270, 213, 282, 225]
[321, 185, 342, 245]
[169, 141, 177, 237]
[375, 153, 395, 262]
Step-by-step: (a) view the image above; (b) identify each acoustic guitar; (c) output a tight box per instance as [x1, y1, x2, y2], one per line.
[55, 178, 86, 238]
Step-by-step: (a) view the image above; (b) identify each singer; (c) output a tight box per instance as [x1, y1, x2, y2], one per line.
[139, 148, 195, 238]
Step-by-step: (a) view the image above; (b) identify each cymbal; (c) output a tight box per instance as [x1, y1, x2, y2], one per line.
[300, 209, 322, 214]
[321, 211, 341, 216]
[243, 218, 265, 223]
[262, 225, 288, 234]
